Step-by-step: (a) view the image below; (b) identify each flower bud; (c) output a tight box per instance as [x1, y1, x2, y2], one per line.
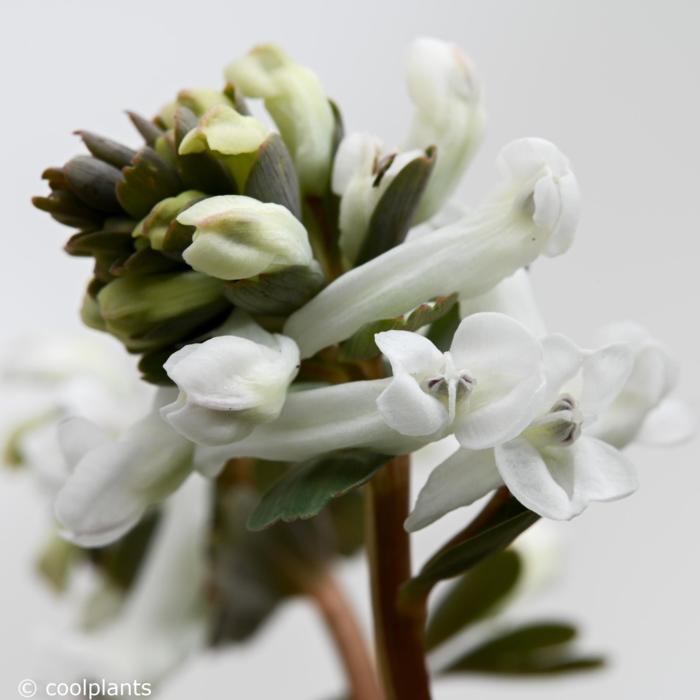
[96, 272, 227, 351]
[176, 195, 314, 280]
[161, 323, 300, 446]
[404, 37, 486, 222]
[225, 44, 335, 195]
[132, 190, 206, 250]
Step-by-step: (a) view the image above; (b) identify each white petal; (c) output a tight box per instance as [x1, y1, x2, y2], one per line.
[405, 447, 502, 531]
[331, 133, 382, 195]
[57, 417, 110, 469]
[455, 372, 545, 450]
[550, 436, 638, 509]
[375, 330, 443, 376]
[636, 397, 697, 446]
[449, 312, 543, 377]
[540, 333, 584, 408]
[161, 397, 256, 446]
[579, 343, 635, 417]
[544, 172, 580, 257]
[54, 413, 193, 547]
[495, 438, 579, 520]
[377, 372, 448, 437]
[497, 138, 570, 181]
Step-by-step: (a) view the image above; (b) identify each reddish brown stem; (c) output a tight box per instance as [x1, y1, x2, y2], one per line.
[308, 570, 384, 700]
[366, 456, 431, 700]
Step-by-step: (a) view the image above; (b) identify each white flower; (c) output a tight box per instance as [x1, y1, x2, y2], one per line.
[177, 195, 314, 280]
[192, 378, 426, 467]
[161, 314, 300, 446]
[225, 44, 335, 195]
[403, 37, 486, 222]
[406, 336, 638, 530]
[43, 476, 209, 688]
[588, 321, 696, 448]
[375, 312, 546, 449]
[332, 133, 424, 264]
[285, 137, 580, 358]
[1, 332, 153, 494]
[54, 389, 194, 547]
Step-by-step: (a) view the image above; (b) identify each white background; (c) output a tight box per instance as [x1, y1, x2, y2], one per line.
[1, 0, 699, 698]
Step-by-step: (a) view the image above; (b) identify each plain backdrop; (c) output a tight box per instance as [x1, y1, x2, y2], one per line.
[1, 0, 699, 698]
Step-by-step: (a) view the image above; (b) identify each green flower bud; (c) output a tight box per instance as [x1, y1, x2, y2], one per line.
[225, 45, 335, 195]
[132, 190, 206, 250]
[96, 272, 228, 351]
[179, 105, 269, 189]
[176, 195, 314, 281]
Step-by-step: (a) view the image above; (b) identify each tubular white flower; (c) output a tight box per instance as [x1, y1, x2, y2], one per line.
[588, 322, 696, 448]
[2, 332, 153, 494]
[45, 476, 209, 687]
[332, 132, 424, 264]
[177, 195, 314, 281]
[192, 379, 428, 468]
[161, 317, 300, 446]
[406, 336, 637, 530]
[225, 44, 335, 195]
[285, 137, 580, 358]
[54, 389, 194, 547]
[376, 312, 546, 449]
[404, 37, 486, 222]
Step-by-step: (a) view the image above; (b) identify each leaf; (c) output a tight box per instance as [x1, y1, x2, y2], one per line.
[244, 134, 301, 219]
[445, 622, 605, 676]
[223, 263, 325, 315]
[356, 146, 436, 264]
[247, 450, 390, 531]
[339, 293, 458, 361]
[127, 111, 164, 146]
[425, 549, 523, 651]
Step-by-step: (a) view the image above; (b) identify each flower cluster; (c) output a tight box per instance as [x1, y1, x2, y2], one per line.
[18, 35, 695, 693]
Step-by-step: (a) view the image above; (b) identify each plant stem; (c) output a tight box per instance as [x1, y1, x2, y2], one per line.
[366, 455, 431, 700]
[308, 569, 384, 700]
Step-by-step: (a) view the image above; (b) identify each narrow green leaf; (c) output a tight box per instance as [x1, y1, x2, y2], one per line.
[339, 293, 458, 361]
[356, 146, 436, 264]
[425, 550, 523, 651]
[247, 450, 390, 531]
[127, 111, 164, 146]
[244, 134, 301, 219]
[445, 621, 605, 676]
[224, 263, 325, 315]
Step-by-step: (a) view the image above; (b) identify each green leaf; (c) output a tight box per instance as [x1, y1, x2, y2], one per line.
[127, 111, 164, 146]
[339, 293, 458, 361]
[356, 146, 436, 264]
[223, 263, 325, 315]
[247, 450, 390, 531]
[425, 549, 523, 651]
[244, 134, 301, 219]
[445, 622, 605, 676]
[402, 498, 538, 601]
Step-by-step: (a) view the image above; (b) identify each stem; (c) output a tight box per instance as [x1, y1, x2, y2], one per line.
[366, 455, 432, 700]
[308, 570, 384, 700]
